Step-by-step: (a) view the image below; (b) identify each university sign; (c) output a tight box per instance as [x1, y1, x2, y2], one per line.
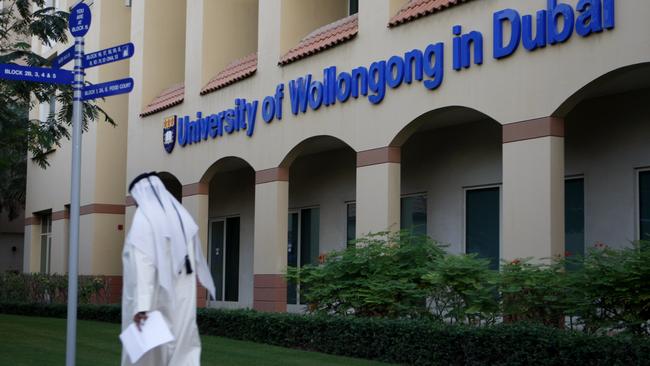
[162, 0, 616, 153]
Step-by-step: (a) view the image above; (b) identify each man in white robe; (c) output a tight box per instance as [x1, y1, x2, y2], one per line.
[121, 172, 215, 366]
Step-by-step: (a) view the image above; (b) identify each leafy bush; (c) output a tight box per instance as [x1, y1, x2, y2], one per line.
[3, 303, 647, 365]
[423, 254, 499, 325]
[286, 231, 444, 318]
[565, 241, 650, 336]
[0, 272, 110, 304]
[500, 259, 569, 327]
[288, 232, 650, 337]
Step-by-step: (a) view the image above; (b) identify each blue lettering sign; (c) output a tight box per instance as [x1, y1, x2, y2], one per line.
[0, 64, 73, 84]
[81, 77, 133, 101]
[84, 43, 135, 69]
[69, 2, 91, 38]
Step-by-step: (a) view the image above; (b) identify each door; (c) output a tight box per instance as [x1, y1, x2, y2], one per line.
[287, 208, 320, 305]
[209, 217, 240, 302]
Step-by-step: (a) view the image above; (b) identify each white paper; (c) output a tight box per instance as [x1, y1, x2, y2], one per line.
[119, 310, 175, 363]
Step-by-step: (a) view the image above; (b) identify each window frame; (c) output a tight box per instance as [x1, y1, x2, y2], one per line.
[564, 175, 586, 258]
[345, 201, 356, 247]
[400, 192, 428, 235]
[462, 184, 502, 261]
[348, 0, 359, 15]
[636, 167, 650, 241]
[39, 212, 53, 274]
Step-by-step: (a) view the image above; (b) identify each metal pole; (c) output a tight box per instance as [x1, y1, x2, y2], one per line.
[65, 35, 84, 366]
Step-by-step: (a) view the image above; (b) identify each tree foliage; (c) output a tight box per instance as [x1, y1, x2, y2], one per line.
[0, 0, 114, 219]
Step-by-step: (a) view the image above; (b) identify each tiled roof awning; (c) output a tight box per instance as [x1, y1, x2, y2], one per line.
[279, 14, 358, 66]
[389, 0, 474, 28]
[140, 83, 185, 117]
[201, 52, 258, 96]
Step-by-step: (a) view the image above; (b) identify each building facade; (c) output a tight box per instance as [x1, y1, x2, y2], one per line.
[24, 0, 650, 312]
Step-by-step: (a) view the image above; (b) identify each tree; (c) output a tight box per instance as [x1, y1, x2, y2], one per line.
[0, 0, 113, 220]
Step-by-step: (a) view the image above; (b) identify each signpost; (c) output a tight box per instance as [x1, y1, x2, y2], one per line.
[0, 4, 134, 363]
[52, 45, 74, 69]
[0, 64, 73, 84]
[84, 42, 134, 68]
[53, 42, 135, 69]
[65, 3, 91, 366]
[82, 77, 134, 101]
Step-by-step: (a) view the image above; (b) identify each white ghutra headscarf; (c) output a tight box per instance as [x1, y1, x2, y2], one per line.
[129, 173, 215, 301]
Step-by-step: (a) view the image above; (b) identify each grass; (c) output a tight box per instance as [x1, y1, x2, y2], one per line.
[0, 314, 392, 366]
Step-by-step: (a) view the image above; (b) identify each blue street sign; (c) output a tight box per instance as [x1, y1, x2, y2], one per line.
[52, 45, 75, 69]
[84, 42, 134, 68]
[81, 77, 133, 101]
[69, 2, 91, 37]
[0, 63, 73, 84]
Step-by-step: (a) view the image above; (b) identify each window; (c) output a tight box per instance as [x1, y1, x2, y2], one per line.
[565, 178, 585, 259]
[39, 213, 52, 274]
[348, 0, 358, 15]
[640, 170, 650, 241]
[39, 96, 55, 123]
[288, 208, 320, 305]
[346, 203, 356, 247]
[208, 217, 240, 302]
[465, 187, 500, 270]
[401, 194, 427, 235]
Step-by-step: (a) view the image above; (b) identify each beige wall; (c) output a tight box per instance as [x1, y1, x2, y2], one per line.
[129, 0, 650, 183]
[140, 0, 186, 108]
[201, 0, 258, 87]
[280, 0, 348, 55]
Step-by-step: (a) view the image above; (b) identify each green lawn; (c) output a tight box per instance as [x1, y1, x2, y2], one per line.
[0, 314, 392, 366]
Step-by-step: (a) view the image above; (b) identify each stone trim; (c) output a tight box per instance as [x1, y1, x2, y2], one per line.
[255, 168, 289, 185]
[24, 216, 40, 226]
[356, 147, 401, 168]
[253, 274, 287, 313]
[502, 117, 565, 144]
[52, 210, 69, 221]
[79, 204, 126, 215]
[182, 182, 209, 197]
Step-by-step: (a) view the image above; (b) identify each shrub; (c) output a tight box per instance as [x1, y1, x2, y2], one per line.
[499, 259, 570, 327]
[1, 303, 649, 365]
[422, 254, 499, 325]
[565, 241, 650, 336]
[0, 272, 110, 304]
[286, 231, 445, 318]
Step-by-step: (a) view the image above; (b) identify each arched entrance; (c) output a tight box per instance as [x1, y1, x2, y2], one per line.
[280, 135, 356, 310]
[392, 107, 502, 268]
[559, 63, 650, 253]
[201, 157, 255, 308]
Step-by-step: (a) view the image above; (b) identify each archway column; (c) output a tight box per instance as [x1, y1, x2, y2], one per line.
[253, 168, 289, 312]
[502, 117, 565, 262]
[355, 147, 401, 237]
[182, 183, 209, 307]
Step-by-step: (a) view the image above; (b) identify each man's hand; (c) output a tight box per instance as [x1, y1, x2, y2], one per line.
[133, 311, 148, 331]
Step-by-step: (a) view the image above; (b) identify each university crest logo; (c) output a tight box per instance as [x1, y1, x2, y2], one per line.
[163, 115, 177, 154]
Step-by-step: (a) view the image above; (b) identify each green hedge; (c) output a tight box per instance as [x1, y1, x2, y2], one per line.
[1, 303, 648, 365]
